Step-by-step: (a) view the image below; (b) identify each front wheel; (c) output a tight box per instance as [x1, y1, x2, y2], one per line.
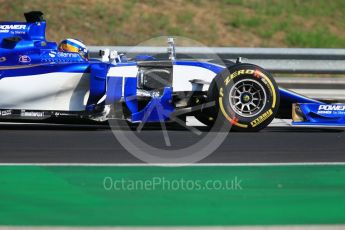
[199, 63, 280, 132]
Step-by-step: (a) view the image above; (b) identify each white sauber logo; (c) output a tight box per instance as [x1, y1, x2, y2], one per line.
[0, 24, 26, 30]
[49, 51, 57, 58]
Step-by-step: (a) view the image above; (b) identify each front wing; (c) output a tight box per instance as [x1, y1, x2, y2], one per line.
[292, 103, 345, 127]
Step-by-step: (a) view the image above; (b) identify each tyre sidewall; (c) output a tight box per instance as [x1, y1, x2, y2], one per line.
[210, 64, 280, 131]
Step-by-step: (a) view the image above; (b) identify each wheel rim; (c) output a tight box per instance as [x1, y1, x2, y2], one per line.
[228, 79, 267, 118]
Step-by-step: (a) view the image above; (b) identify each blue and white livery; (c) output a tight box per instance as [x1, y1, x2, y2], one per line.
[0, 12, 344, 131]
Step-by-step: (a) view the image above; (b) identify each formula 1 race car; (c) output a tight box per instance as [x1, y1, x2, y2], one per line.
[0, 12, 344, 131]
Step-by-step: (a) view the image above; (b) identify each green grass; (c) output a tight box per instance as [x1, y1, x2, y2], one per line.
[286, 28, 345, 48]
[1, 165, 345, 226]
[0, 0, 344, 47]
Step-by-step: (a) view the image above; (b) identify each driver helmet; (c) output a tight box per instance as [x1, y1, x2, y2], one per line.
[58, 38, 89, 60]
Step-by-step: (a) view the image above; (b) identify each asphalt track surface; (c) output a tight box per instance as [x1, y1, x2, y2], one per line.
[0, 121, 344, 164]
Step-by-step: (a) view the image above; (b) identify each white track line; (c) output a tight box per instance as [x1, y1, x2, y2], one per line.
[1, 118, 344, 128]
[0, 162, 345, 167]
[0, 225, 345, 230]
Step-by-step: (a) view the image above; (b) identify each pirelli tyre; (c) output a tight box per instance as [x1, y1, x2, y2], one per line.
[202, 63, 280, 132]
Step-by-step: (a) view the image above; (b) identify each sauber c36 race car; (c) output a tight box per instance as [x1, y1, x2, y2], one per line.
[0, 12, 344, 131]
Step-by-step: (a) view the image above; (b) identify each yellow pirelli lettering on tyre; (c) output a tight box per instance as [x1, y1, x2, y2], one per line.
[254, 70, 277, 108]
[250, 109, 273, 128]
[218, 97, 248, 128]
[224, 69, 255, 86]
[219, 87, 224, 97]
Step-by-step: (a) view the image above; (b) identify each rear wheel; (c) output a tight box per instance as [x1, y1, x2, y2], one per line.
[198, 63, 280, 132]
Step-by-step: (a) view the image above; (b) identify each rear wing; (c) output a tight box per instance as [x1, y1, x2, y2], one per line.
[0, 11, 46, 43]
